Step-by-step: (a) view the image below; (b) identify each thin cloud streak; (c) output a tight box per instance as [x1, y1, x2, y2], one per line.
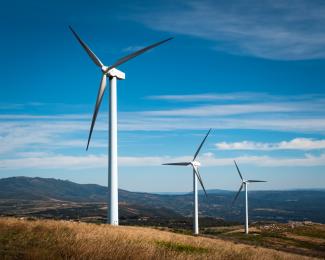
[216, 138, 325, 151]
[2, 153, 325, 170]
[138, 102, 324, 117]
[146, 92, 269, 102]
[147, 93, 325, 102]
[122, 45, 145, 52]
[120, 116, 325, 133]
[0, 114, 90, 120]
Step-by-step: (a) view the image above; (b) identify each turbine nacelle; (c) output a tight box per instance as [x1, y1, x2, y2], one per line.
[105, 67, 125, 80]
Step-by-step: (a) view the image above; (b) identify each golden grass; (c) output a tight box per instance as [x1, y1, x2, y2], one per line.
[0, 217, 315, 260]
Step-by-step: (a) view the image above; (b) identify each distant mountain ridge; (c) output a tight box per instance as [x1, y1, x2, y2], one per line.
[0, 176, 243, 202]
[1, 176, 325, 223]
[0, 176, 107, 201]
[0, 176, 166, 203]
[0, 176, 258, 200]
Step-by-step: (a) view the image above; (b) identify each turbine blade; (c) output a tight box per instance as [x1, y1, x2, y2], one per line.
[193, 129, 212, 160]
[193, 167, 208, 198]
[162, 162, 190, 166]
[69, 26, 104, 68]
[105, 37, 173, 72]
[247, 180, 267, 183]
[234, 160, 243, 181]
[232, 183, 243, 205]
[86, 74, 107, 150]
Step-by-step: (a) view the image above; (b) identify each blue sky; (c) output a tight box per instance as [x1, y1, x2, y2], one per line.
[1, 0, 325, 192]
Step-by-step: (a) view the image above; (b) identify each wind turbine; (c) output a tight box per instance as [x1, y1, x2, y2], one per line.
[232, 160, 266, 234]
[69, 26, 173, 226]
[162, 129, 211, 235]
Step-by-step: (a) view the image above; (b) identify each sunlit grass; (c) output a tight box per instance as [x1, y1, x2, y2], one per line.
[0, 217, 311, 260]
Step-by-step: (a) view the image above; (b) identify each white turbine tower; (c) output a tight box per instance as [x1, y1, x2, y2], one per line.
[232, 160, 266, 234]
[162, 129, 211, 235]
[69, 26, 173, 226]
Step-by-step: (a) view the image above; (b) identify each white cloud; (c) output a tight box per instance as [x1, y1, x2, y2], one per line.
[1, 93, 325, 160]
[202, 153, 325, 167]
[216, 141, 270, 150]
[0, 155, 107, 169]
[216, 138, 325, 151]
[135, 0, 325, 60]
[2, 152, 325, 170]
[0, 119, 107, 154]
[138, 102, 323, 117]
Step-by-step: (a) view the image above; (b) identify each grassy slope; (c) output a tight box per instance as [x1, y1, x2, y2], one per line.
[0, 218, 313, 260]
[201, 223, 325, 258]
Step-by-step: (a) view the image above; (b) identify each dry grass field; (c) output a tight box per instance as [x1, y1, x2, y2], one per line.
[0, 218, 315, 260]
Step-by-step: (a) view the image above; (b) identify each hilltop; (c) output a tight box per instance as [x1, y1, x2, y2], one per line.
[0, 217, 312, 260]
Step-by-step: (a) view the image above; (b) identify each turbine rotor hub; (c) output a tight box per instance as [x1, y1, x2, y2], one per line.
[191, 161, 201, 167]
[101, 66, 108, 73]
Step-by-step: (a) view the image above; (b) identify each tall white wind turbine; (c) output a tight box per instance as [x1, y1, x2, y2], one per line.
[162, 129, 212, 235]
[69, 26, 173, 226]
[232, 160, 266, 234]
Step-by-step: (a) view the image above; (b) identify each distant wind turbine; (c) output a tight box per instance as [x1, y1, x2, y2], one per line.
[232, 160, 266, 234]
[162, 129, 212, 235]
[69, 26, 173, 226]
